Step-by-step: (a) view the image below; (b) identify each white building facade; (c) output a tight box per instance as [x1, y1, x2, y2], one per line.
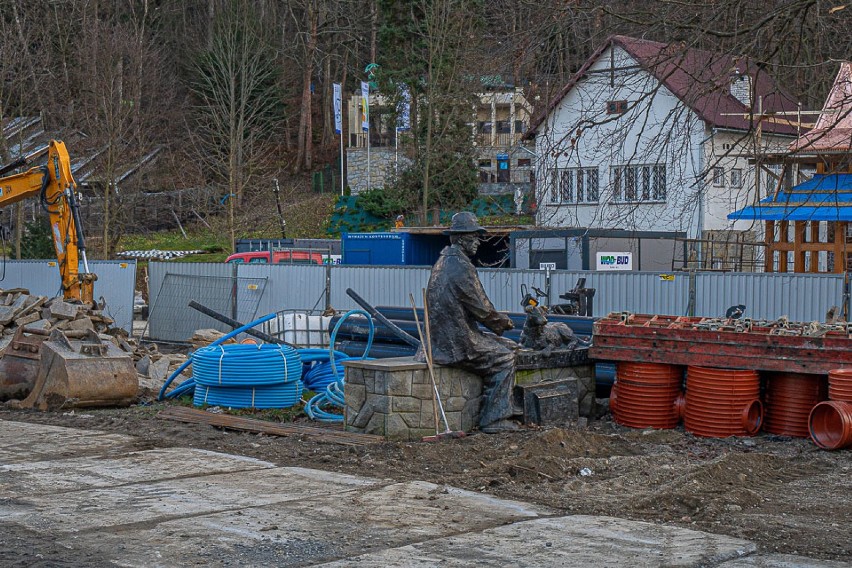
[529, 36, 798, 242]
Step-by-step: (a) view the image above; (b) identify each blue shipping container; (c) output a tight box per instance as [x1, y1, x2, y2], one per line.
[342, 232, 445, 265]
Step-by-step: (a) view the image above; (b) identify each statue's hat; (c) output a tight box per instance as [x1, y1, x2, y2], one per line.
[443, 211, 486, 235]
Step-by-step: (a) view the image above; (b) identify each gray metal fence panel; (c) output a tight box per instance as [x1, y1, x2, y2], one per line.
[239, 264, 329, 314]
[695, 272, 845, 321]
[577, 271, 690, 317]
[147, 262, 235, 341]
[478, 269, 689, 316]
[329, 265, 432, 311]
[145, 261, 847, 341]
[0, 260, 135, 331]
[148, 261, 233, 303]
[477, 269, 549, 311]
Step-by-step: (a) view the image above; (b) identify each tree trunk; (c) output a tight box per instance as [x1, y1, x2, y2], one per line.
[295, 1, 317, 172]
[370, 0, 378, 63]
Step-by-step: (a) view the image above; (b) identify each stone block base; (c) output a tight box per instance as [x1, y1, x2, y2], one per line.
[344, 352, 596, 441]
[343, 357, 483, 442]
[515, 352, 596, 418]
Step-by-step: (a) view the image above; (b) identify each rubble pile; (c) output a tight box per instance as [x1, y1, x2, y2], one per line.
[0, 288, 190, 400]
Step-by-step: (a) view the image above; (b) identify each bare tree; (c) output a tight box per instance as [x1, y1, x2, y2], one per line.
[188, 0, 282, 250]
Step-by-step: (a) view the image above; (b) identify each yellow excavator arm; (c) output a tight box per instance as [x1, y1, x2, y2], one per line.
[0, 140, 96, 304]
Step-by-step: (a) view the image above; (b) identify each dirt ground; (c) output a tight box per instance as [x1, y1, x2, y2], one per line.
[1, 399, 850, 564]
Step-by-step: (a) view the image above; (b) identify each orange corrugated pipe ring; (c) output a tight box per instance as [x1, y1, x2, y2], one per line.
[684, 366, 762, 438]
[764, 372, 828, 438]
[828, 368, 852, 402]
[809, 401, 852, 450]
[612, 362, 683, 429]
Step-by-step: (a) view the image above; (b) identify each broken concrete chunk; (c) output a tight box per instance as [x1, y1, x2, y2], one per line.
[66, 317, 95, 331]
[136, 354, 152, 376]
[49, 300, 80, 320]
[13, 312, 41, 327]
[0, 295, 29, 325]
[147, 357, 170, 384]
[89, 311, 115, 326]
[14, 296, 48, 322]
[23, 319, 52, 333]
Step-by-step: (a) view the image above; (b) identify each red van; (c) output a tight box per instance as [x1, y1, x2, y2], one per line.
[225, 250, 325, 265]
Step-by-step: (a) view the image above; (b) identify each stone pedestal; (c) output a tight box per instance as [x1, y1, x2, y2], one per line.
[515, 347, 596, 418]
[343, 357, 483, 441]
[344, 349, 597, 441]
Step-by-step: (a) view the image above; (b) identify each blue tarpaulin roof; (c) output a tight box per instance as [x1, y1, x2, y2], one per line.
[728, 174, 852, 221]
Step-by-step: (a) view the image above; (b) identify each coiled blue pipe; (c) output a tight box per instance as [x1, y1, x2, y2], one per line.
[304, 310, 375, 422]
[303, 359, 349, 391]
[192, 344, 301, 387]
[194, 382, 302, 409]
[157, 313, 276, 401]
[188, 342, 303, 409]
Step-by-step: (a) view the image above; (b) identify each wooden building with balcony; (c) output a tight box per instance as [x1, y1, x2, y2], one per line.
[729, 62, 852, 273]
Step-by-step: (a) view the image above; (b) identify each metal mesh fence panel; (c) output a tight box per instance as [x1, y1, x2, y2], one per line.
[146, 273, 267, 342]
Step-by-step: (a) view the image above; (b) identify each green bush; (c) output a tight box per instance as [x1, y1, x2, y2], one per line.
[21, 219, 55, 259]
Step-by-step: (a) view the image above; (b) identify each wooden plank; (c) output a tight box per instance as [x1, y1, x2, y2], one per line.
[794, 221, 806, 272]
[811, 221, 822, 272]
[765, 220, 775, 273]
[157, 406, 385, 446]
[834, 222, 845, 274]
[766, 242, 835, 252]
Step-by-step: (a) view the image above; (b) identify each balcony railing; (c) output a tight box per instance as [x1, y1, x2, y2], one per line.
[475, 132, 524, 148]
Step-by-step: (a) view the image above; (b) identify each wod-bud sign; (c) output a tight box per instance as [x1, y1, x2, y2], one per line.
[596, 252, 633, 271]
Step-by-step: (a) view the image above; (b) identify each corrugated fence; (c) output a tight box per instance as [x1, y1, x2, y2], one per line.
[148, 261, 848, 342]
[0, 260, 136, 331]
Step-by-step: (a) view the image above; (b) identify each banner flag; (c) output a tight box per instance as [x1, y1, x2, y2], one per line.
[396, 84, 411, 131]
[360, 81, 370, 132]
[333, 83, 342, 134]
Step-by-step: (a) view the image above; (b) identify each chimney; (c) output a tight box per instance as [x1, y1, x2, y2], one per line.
[730, 71, 752, 108]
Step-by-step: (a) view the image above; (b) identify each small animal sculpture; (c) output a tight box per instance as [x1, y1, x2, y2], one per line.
[519, 305, 579, 356]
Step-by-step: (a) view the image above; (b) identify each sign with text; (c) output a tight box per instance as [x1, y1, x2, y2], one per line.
[539, 262, 557, 270]
[596, 252, 633, 271]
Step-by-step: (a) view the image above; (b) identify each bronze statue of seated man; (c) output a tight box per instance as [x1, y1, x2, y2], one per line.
[421, 211, 520, 434]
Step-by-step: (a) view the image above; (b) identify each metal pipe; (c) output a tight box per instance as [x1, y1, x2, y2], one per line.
[345, 288, 421, 348]
[188, 299, 296, 348]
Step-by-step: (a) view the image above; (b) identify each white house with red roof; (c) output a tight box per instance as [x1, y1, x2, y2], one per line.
[526, 35, 802, 243]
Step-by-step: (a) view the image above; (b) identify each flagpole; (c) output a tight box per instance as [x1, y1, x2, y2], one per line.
[340, 129, 344, 196]
[361, 81, 371, 193]
[333, 82, 344, 196]
[367, 122, 371, 192]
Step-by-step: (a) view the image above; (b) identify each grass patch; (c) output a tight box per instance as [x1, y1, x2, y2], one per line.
[119, 229, 230, 263]
[120, 228, 229, 252]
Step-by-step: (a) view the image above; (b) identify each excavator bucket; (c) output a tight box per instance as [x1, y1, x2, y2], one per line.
[12, 329, 138, 411]
[0, 327, 48, 400]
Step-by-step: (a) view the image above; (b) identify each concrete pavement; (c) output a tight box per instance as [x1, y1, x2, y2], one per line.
[0, 419, 844, 567]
